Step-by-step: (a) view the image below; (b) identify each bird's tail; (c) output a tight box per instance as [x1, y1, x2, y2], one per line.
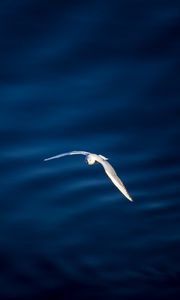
[99, 154, 108, 160]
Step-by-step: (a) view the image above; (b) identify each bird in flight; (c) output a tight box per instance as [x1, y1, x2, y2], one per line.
[44, 151, 133, 202]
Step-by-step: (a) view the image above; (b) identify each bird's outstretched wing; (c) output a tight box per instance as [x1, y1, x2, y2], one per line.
[44, 151, 90, 161]
[99, 160, 133, 202]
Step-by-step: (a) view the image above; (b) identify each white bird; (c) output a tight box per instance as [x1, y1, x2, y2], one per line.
[44, 151, 133, 202]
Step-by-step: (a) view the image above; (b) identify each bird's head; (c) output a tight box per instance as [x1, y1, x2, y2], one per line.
[86, 154, 96, 165]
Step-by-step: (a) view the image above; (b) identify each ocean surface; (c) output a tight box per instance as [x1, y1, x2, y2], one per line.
[0, 1, 180, 299]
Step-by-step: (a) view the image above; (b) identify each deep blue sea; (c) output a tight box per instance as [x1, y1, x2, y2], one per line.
[0, 1, 180, 299]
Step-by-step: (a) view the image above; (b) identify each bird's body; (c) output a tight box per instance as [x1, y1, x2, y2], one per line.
[44, 151, 133, 202]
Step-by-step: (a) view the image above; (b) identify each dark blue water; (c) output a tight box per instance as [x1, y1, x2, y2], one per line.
[1, 1, 180, 299]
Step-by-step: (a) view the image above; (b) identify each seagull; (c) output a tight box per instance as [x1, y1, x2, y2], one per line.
[44, 151, 133, 202]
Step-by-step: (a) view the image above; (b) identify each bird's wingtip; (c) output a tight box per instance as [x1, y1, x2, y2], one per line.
[128, 196, 133, 202]
[43, 157, 51, 161]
